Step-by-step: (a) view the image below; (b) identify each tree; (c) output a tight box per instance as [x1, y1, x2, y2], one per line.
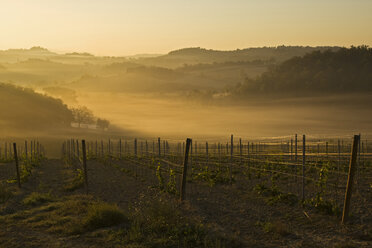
[96, 118, 110, 131]
[71, 106, 95, 128]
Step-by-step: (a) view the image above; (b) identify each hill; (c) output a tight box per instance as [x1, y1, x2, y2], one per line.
[230, 46, 372, 97]
[137, 46, 340, 68]
[0, 83, 73, 133]
[0, 47, 56, 63]
[0, 46, 347, 96]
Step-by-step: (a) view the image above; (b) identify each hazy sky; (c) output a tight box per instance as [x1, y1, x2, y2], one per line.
[1, 0, 371, 55]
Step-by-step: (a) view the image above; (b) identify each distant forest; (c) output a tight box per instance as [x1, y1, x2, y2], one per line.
[229, 46, 372, 97]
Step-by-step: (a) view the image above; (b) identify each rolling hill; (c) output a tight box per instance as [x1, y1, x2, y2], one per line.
[230, 46, 372, 97]
[0, 83, 73, 133]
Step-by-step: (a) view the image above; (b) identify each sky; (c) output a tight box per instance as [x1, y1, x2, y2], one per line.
[0, 0, 371, 56]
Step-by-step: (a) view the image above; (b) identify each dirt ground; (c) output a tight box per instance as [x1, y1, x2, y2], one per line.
[0, 158, 371, 247]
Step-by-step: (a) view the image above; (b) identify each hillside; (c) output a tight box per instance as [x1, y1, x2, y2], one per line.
[230, 46, 372, 97]
[0, 83, 73, 133]
[0, 47, 56, 64]
[137, 46, 340, 68]
[0, 46, 344, 94]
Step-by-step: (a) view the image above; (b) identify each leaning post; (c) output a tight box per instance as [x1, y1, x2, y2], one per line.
[180, 138, 192, 202]
[13, 143, 21, 188]
[341, 135, 360, 224]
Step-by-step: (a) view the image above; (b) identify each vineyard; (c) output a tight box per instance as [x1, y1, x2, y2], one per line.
[0, 134, 371, 247]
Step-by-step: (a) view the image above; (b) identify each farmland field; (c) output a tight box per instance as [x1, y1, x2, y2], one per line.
[0, 136, 371, 247]
[1, 1, 372, 246]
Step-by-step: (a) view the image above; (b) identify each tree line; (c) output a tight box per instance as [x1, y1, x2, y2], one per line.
[231, 46, 372, 97]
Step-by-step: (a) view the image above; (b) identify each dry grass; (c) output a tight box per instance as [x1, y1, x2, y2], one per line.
[0, 185, 13, 203]
[23, 192, 54, 206]
[82, 202, 127, 231]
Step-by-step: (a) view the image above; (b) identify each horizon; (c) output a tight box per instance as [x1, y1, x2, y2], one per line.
[0, 44, 362, 58]
[1, 0, 371, 56]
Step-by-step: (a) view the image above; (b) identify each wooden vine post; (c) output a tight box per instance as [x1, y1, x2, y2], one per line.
[195, 141, 197, 156]
[230, 134, 233, 183]
[341, 135, 360, 224]
[180, 138, 191, 202]
[25, 140, 28, 158]
[158, 137, 161, 157]
[145, 140, 148, 156]
[302, 135, 306, 201]
[295, 134, 298, 162]
[206, 142, 209, 165]
[82, 140, 88, 194]
[239, 138, 242, 163]
[190, 140, 193, 178]
[119, 139, 122, 159]
[134, 138, 137, 157]
[95, 140, 98, 158]
[76, 140, 80, 160]
[13, 143, 21, 188]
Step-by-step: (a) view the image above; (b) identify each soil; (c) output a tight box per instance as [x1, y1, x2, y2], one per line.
[0, 157, 371, 247]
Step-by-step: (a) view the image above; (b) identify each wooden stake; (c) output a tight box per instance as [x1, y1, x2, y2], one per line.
[239, 138, 242, 163]
[145, 140, 148, 156]
[342, 135, 360, 224]
[95, 140, 98, 158]
[76, 140, 80, 160]
[302, 135, 306, 201]
[82, 140, 88, 194]
[230, 134, 233, 182]
[25, 140, 28, 158]
[180, 138, 191, 201]
[119, 139, 122, 158]
[206, 142, 209, 164]
[158, 137, 161, 157]
[295, 134, 298, 162]
[134, 138, 138, 157]
[13, 143, 21, 188]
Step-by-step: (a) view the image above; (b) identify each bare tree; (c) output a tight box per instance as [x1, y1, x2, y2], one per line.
[71, 106, 95, 128]
[96, 118, 110, 131]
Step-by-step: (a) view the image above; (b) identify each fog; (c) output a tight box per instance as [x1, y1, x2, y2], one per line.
[75, 92, 372, 140]
[1, 46, 371, 144]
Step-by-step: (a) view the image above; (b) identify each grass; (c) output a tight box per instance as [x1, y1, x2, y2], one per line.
[0, 184, 13, 203]
[305, 196, 340, 216]
[257, 221, 290, 237]
[82, 202, 128, 231]
[2, 195, 126, 235]
[6, 157, 42, 185]
[1, 194, 239, 247]
[254, 183, 298, 206]
[119, 198, 240, 248]
[63, 169, 84, 192]
[193, 165, 232, 187]
[23, 192, 54, 206]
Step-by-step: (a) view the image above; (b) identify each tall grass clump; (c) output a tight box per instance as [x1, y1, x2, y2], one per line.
[82, 202, 128, 231]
